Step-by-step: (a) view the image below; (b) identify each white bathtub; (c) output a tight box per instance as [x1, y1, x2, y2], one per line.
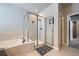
[0, 38, 35, 56]
[0, 38, 34, 50]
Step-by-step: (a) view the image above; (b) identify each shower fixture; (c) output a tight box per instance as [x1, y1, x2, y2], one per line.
[31, 14, 36, 23]
[49, 17, 54, 24]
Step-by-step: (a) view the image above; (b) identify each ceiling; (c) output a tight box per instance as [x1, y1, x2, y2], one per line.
[59, 3, 72, 7]
[12, 3, 51, 13]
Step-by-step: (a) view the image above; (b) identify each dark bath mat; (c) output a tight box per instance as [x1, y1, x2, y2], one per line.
[36, 45, 53, 56]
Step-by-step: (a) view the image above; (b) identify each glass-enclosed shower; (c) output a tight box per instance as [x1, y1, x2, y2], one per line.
[23, 12, 45, 47]
[24, 12, 54, 47]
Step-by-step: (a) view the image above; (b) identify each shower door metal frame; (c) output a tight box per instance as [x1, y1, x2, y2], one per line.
[45, 18, 47, 45]
[28, 12, 46, 46]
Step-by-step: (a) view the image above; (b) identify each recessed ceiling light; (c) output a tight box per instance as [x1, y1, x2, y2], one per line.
[34, 9, 38, 12]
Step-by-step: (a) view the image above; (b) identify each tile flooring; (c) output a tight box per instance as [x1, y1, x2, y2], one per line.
[26, 47, 79, 56]
[69, 39, 79, 49]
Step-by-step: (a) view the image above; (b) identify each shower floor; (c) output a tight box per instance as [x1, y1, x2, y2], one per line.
[33, 40, 45, 46]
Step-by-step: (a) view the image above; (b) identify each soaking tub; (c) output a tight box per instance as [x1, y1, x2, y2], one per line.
[0, 38, 35, 56]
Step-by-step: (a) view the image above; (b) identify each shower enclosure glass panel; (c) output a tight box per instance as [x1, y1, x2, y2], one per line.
[28, 13, 38, 46]
[23, 14, 28, 40]
[28, 12, 46, 47]
[46, 17, 54, 45]
[38, 16, 45, 45]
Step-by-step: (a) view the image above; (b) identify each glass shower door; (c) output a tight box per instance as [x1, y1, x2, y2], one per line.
[46, 17, 54, 45]
[28, 13, 38, 46]
[38, 16, 45, 45]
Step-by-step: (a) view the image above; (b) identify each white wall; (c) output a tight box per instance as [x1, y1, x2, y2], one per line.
[40, 3, 59, 49]
[0, 4, 25, 41]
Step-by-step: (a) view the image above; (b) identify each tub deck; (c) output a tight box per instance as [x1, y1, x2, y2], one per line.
[0, 39, 35, 56]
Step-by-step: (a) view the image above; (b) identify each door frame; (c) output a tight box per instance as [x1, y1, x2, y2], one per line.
[67, 12, 79, 47]
[60, 16, 65, 46]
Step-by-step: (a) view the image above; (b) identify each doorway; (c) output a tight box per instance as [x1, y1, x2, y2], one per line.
[67, 13, 79, 49]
